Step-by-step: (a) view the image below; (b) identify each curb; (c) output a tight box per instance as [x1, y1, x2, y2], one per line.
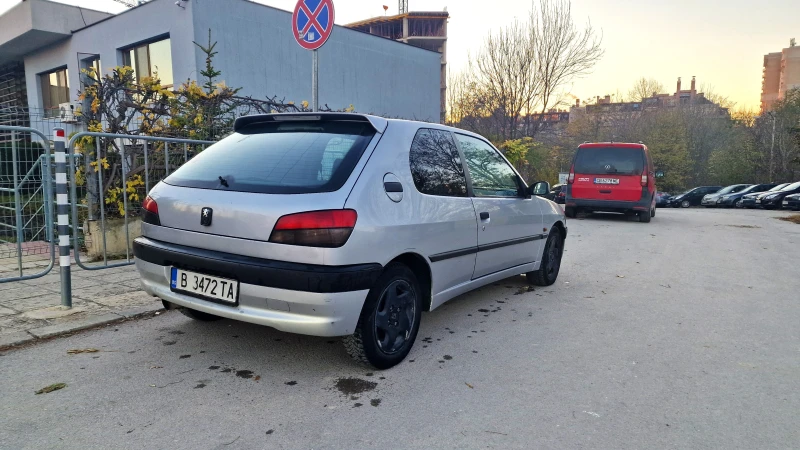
[0, 303, 164, 351]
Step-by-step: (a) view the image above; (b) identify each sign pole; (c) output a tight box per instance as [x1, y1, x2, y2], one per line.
[312, 49, 319, 112]
[292, 0, 334, 113]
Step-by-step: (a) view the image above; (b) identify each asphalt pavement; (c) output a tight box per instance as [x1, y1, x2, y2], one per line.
[1, 208, 798, 450]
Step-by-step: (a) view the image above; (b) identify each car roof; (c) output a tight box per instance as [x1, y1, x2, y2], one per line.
[577, 142, 646, 149]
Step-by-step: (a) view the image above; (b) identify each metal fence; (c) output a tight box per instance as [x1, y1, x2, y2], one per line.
[1, 123, 215, 302]
[0, 126, 54, 281]
[67, 132, 214, 278]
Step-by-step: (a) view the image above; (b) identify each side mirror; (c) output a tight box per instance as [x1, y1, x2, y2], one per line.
[530, 181, 550, 197]
[655, 170, 665, 179]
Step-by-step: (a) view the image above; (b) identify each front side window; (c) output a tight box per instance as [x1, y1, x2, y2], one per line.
[121, 38, 173, 87]
[456, 134, 520, 198]
[409, 129, 467, 197]
[165, 121, 375, 194]
[40, 68, 69, 118]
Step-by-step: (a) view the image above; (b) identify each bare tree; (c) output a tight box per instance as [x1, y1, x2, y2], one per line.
[627, 77, 664, 102]
[530, 0, 604, 137]
[470, 18, 539, 141]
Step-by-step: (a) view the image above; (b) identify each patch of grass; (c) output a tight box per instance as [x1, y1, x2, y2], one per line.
[777, 214, 800, 224]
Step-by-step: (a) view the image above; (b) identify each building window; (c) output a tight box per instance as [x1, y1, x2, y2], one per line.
[80, 56, 101, 85]
[40, 67, 69, 118]
[121, 38, 173, 87]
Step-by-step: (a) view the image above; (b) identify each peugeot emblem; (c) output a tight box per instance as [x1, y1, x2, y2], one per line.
[200, 207, 213, 226]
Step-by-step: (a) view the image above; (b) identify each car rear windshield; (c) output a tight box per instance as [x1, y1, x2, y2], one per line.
[573, 147, 644, 175]
[164, 121, 376, 194]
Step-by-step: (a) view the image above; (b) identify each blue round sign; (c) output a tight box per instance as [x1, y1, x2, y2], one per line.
[292, 0, 335, 51]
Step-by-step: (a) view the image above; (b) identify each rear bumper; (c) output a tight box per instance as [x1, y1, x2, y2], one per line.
[566, 197, 651, 212]
[133, 237, 381, 336]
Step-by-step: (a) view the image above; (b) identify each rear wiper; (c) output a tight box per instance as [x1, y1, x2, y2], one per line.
[218, 176, 229, 188]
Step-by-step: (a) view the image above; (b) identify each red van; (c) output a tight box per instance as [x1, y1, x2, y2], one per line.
[564, 143, 656, 223]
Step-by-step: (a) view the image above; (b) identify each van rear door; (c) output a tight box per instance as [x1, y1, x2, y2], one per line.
[571, 146, 645, 202]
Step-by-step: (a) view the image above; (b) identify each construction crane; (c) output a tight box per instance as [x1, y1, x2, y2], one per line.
[398, 0, 408, 14]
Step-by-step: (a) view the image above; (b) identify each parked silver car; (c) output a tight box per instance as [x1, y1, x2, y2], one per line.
[133, 113, 567, 368]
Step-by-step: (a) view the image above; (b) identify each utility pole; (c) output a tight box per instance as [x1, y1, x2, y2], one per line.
[769, 112, 776, 182]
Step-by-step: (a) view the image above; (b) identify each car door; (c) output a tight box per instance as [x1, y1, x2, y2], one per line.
[407, 128, 478, 301]
[455, 133, 544, 279]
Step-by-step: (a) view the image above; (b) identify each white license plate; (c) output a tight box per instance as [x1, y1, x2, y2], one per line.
[170, 268, 238, 304]
[594, 178, 620, 185]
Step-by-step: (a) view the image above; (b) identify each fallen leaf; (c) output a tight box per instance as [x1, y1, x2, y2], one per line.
[67, 348, 99, 354]
[616, 275, 625, 278]
[254, 376, 261, 381]
[465, 382, 474, 389]
[35, 383, 66, 395]
[601, 290, 607, 294]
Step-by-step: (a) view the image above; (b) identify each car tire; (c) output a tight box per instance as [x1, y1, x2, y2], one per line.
[178, 306, 223, 322]
[343, 263, 422, 370]
[527, 230, 564, 286]
[735, 199, 743, 208]
[681, 200, 691, 208]
[565, 207, 576, 218]
[651, 206, 656, 218]
[639, 209, 652, 223]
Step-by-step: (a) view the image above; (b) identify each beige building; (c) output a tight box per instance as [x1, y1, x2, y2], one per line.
[570, 76, 728, 124]
[346, 1, 448, 122]
[761, 42, 800, 113]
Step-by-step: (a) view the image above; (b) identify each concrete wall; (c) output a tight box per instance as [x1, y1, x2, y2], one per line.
[192, 0, 441, 121]
[23, 0, 198, 111]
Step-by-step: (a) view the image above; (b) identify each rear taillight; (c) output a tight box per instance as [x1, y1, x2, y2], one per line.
[567, 165, 575, 184]
[641, 172, 648, 187]
[142, 196, 160, 226]
[269, 209, 357, 248]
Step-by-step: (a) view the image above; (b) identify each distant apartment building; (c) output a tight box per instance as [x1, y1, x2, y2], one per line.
[761, 42, 800, 113]
[346, 1, 448, 122]
[570, 77, 728, 124]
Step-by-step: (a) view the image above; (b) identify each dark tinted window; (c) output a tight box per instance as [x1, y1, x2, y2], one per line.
[165, 121, 375, 194]
[409, 129, 467, 197]
[457, 134, 520, 198]
[574, 147, 644, 175]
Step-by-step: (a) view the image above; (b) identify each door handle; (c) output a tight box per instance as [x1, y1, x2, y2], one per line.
[480, 212, 490, 220]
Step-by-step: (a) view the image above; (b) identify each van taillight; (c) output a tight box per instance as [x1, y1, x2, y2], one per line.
[641, 173, 648, 187]
[269, 210, 358, 248]
[142, 196, 160, 226]
[567, 165, 575, 184]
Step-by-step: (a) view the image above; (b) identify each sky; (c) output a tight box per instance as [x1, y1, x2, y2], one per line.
[3, 0, 799, 110]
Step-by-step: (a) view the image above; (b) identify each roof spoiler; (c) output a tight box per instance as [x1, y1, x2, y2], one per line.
[233, 113, 388, 134]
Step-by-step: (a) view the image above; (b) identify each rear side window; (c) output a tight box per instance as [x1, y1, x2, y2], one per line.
[409, 129, 468, 197]
[164, 121, 375, 194]
[574, 147, 644, 175]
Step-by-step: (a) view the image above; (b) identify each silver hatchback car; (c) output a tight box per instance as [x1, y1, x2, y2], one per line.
[134, 113, 567, 369]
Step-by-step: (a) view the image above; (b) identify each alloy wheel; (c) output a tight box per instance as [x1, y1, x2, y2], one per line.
[373, 280, 416, 355]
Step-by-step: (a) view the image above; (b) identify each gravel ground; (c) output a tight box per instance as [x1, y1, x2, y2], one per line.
[1, 208, 798, 450]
